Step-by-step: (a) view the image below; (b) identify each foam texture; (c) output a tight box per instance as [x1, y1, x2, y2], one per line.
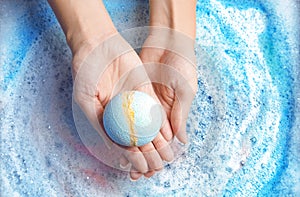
[1, 0, 299, 196]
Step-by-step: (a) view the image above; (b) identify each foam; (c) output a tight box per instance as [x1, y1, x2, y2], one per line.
[1, 0, 298, 196]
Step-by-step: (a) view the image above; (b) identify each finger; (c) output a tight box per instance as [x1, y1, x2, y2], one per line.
[171, 96, 188, 144]
[139, 142, 163, 171]
[152, 132, 174, 162]
[144, 170, 156, 178]
[130, 167, 143, 181]
[123, 147, 148, 173]
[160, 119, 173, 142]
[171, 77, 197, 144]
[73, 93, 113, 148]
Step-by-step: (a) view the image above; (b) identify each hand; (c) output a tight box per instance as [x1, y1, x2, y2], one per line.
[140, 27, 198, 145]
[141, 0, 197, 146]
[72, 32, 174, 180]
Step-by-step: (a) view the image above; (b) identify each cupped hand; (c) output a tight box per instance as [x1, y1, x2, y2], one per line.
[140, 27, 198, 146]
[72, 32, 174, 180]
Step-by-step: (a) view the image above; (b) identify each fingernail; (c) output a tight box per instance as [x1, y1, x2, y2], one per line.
[180, 136, 189, 145]
[120, 164, 126, 169]
[130, 177, 138, 182]
[120, 163, 129, 169]
[166, 159, 174, 164]
[178, 141, 187, 146]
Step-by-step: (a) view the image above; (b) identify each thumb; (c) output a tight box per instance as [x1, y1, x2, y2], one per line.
[73, 92, 113, 149]
[171, 87, 196, 144]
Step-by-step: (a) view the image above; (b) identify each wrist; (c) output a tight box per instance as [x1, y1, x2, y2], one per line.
[48, 0, 117, 54]
[67, 19, 117, 55]
[65, 8, 117, 54]
[149, 0, 196, 39]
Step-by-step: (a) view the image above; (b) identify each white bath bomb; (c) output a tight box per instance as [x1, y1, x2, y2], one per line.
[103, 91, 163, 147]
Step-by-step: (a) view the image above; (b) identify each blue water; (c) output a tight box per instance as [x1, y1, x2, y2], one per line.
[1, 0, 299, 196]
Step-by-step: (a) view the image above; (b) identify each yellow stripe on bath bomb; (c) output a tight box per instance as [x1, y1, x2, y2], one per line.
[103, 91, 163, 147]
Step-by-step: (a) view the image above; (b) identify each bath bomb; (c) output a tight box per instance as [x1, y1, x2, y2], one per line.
[103, 91, 163, 147]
